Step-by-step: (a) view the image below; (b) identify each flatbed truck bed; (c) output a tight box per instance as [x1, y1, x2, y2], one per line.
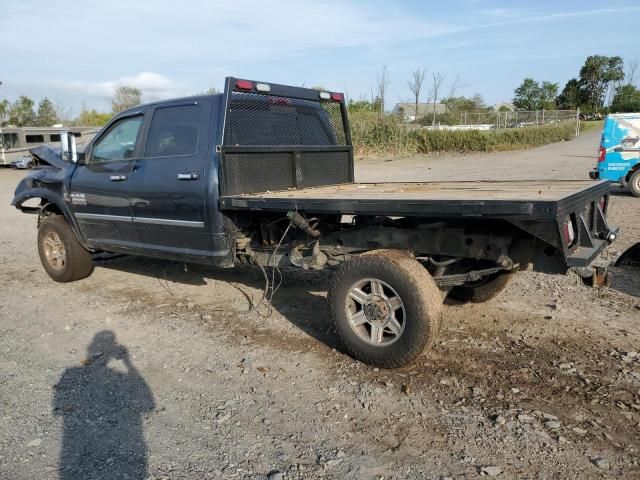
[220, 180, 611, 220]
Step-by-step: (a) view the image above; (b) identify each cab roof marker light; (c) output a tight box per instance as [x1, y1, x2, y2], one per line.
[255, 83, 271, 92]
[319, 91, 331, 100]
[331, 92, 344, 102]
[235, 80, 253, 91]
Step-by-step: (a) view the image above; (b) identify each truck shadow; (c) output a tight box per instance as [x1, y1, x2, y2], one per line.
[95, 256, 341, 350]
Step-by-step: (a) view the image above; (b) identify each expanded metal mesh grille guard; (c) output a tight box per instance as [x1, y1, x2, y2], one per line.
[220, 89, 352, 195]
[221, 150, 351, 195]
[224, 91, 347, 146]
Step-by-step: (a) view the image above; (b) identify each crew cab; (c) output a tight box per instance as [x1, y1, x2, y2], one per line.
[13, 77, 618, 368]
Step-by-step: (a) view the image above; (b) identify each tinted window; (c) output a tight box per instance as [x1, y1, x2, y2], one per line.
[50, 134, 61, 142]
[145, 105, 199, 157]
[92, 116, 143, 163]
[26, 134, 45, 143]
[1, 133, 18, 148]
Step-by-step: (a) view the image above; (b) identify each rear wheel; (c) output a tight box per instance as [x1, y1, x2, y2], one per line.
[328, 251, 442, 368]
[448, 270, 515, 303]
[629, 170, 640, 198]
[38, 215, 93, 282]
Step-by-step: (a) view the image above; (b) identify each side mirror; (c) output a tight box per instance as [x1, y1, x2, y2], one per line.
[60, 132, 78, 163]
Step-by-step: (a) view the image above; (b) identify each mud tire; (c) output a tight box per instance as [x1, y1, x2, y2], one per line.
[328, 250, 442, 368]
[629, 170, 640, 198]
[37, 215, 93, 282]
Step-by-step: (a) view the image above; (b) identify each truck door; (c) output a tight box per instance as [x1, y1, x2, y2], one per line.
[128, 102, 211, 257]
[70, 113, 145, 247]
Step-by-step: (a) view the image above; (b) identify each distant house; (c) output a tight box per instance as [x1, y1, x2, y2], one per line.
[392, 102, 448, 121]
[492, 102, 515, 112]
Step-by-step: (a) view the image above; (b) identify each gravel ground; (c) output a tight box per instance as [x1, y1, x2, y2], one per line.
[0, 128, 639, 479]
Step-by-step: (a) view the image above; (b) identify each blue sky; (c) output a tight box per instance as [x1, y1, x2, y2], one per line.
[1, 0, 639, 114]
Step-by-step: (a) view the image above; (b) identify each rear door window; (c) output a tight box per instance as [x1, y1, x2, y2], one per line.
[145, 105, 200, 157]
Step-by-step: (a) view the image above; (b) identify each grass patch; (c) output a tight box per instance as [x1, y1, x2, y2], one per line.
[351, 113, 601, 157]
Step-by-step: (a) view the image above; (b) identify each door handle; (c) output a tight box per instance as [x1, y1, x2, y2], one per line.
[110, 175, 127, 181]
[177, 173, 200, 180]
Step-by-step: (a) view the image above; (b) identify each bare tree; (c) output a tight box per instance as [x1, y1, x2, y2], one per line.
[430, 72, 446, 126]
[627, 58, 639, 86]
[54, 101, 74, 125]
[447, 73, 466, 99]
[112, 85, 142, 113]
[376, 66, 391, 121]
[407, 68, 426, 122]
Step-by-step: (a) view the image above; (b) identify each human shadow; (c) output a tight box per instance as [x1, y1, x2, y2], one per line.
[96, 256, 340, 350]
[53, 331, 155, 480]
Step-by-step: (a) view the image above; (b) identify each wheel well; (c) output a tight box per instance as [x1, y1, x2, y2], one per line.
[626, 163, 640, 182]
[41, 200, 63, 215]
[36, 200, 64, 226]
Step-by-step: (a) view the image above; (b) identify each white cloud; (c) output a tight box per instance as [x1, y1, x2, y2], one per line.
[50, 72, 186, 102]
[1, 0, 638, 110]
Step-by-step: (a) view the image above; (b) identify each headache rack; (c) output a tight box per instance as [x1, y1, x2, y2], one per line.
[218, 77, 354, 196]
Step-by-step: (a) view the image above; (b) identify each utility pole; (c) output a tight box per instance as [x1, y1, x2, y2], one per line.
[0, 81, 6, 165]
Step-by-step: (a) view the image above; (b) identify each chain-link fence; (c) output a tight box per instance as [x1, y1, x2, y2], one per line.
[411, 109, 580, 133]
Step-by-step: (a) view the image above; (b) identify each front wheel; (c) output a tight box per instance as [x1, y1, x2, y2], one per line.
[328, 251, 442, 368]
[629, 170, 640, 198]
[38, 215, 94, 282]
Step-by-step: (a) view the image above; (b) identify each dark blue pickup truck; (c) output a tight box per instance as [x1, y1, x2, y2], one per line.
[12, 78, 617, 367]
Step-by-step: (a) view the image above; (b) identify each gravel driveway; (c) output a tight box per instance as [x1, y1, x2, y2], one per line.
[1, 128, 638, 479]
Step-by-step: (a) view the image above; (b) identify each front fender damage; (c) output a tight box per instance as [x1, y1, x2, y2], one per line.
[11, 165, 91, 251]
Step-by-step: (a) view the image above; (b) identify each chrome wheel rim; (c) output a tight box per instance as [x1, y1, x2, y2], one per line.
[43, 231, 66, 271]
[345, 278, 406, 346]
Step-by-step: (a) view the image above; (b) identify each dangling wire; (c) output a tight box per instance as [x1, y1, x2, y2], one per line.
[248, 252, 270, 314]
[268, 220, 293, 301]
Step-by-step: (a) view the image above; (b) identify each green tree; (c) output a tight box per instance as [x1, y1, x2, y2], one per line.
[442, 94, 486, 112]
[76, 106, 112, 127]
[557, 78, 584, 109]
[611, 84, 640, 112]
[35, 97, 58, 127]
[0, 99, 9, 125]
[112, 85, 142, 113]
[540, 81, 559, 109]
[514, 79, 560, 110]
[578, 55, 625, 110]
[8, 96, 36, 126]
[513, 78, 542, 110]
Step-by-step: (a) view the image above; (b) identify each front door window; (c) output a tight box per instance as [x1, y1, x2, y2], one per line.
[92, 116, 144, 163]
